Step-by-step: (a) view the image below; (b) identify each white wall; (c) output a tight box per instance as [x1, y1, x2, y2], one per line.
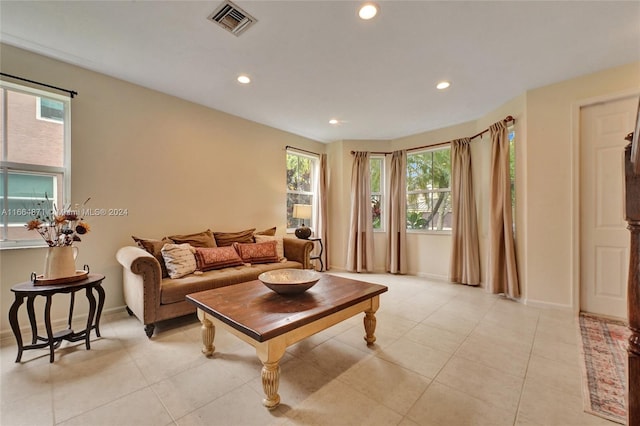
[0, 44, 325, 336]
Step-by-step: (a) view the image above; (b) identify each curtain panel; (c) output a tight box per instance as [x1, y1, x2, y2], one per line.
[488, 121, 520, 298]
[346, 151, 374, 272]
[450, 138, 481, 285]
[315, 153, 329, 270]
[387, 150, 407, 274]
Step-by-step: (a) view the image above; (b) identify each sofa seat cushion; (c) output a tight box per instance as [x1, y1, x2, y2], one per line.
[160, 260, 303, 304]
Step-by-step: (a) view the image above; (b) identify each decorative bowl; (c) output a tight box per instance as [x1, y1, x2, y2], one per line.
[258, 269, 322, 295]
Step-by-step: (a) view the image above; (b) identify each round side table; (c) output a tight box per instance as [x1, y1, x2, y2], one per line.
[8, 273, 106, 363]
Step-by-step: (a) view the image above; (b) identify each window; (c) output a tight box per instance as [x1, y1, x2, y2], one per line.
[286, 150, 317, 231]
[37, 97, 65, 122]
[1, 82, 70, 248]
[406, 147, 452, 232]
[370, 156, 384, 230]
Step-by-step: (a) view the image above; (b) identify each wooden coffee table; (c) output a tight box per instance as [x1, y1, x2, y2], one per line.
[186, 274, 387, 409]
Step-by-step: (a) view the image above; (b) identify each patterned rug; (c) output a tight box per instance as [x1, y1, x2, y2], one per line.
[578, 313, 630, 424]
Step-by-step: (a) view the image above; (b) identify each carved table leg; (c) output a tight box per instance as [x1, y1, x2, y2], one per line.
[44, 295, 55, 363]
[197, 310, 215, 356]
[94, 283, 106, 337]
[363, 296, 380, 345]
[26, 296, 37, 344]
[9, 293, 25, 363]
[261, 362, 281, 409]
[84, 287, 96, 350]
[256, 339, 286, 409]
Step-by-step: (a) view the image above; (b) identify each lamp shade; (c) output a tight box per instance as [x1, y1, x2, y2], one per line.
[292, 204, 312, 220]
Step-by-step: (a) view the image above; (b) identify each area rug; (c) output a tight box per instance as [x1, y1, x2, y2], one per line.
[578, 313, 630, 424]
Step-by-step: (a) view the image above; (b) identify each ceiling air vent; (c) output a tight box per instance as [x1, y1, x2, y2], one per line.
[208, 1, 257, 36]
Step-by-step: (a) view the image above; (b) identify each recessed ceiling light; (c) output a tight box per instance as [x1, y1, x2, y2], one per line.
[237, 75, 251, 84]
[358, 3, 378, 20]
[436, 81, 451, 90]
[329, 119, 339, 125]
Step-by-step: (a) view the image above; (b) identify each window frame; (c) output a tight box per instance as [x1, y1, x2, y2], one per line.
[0, 81, 71, 249]
[285, 149, 318, 234]
[370, 155, 385, 232]
[406, 145, 452, 234]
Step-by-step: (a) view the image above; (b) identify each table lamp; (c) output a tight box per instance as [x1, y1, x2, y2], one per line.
[292, 204, 312, 239]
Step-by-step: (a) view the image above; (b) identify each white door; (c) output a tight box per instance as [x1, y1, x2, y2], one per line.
[580, 95, 639, 319]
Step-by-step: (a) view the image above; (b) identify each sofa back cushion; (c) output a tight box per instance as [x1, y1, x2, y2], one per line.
[168, 229, 217, 247]
[214, 228, 256, 247]
[132, 236, 172, 278]
[233, 240, 280, 264]
[194, 246, 244, 271]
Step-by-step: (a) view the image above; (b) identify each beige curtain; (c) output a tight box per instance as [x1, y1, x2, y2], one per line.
[387, 150, 407, 274]
[450, 138, 481, 285]
[488, 121, 520, 297]
[315, 153, 329, 270]
[346, 151, 374, 272]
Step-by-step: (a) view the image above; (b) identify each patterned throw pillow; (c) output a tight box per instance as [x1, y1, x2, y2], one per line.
[194, 246, 244, 271]
[253, 235, 286, 261]
[161, 243, 197, 279]
[132, 236, 172, 278]
[168, 230, 217, 248]
[214, 228, 256, 247]
[233, 240, 279, 264]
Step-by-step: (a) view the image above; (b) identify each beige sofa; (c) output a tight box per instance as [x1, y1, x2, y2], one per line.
[116, 237, 314, 337]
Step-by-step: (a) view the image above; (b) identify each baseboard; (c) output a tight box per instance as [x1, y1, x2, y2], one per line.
[0, 305, 127, 341]
[413, 271, 449, 282]
[523, 298, 573, 311]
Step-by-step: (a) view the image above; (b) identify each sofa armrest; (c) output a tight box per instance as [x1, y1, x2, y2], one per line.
[283, 237, 314, 269]
[116, 246, 162, 325]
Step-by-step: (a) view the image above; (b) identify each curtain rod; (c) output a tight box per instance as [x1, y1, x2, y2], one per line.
[0, 72, 78, 98]
[285, 145, 320, 157]
[351, 115, 515, 155]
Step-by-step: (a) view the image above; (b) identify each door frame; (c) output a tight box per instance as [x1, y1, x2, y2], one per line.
[571, 89, 640, 315]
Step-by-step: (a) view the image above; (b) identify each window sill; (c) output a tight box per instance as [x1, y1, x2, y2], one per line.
[406, 229, 452, 236]
[0, 242, 49, 251]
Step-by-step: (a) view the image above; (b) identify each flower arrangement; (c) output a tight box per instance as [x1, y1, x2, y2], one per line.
[25, 196, 91, 247]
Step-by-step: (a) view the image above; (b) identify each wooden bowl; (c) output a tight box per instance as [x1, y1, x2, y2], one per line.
[258, 269, 322, 295]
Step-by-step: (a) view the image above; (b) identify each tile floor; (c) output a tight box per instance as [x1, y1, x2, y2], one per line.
[0, 272, 618, 426]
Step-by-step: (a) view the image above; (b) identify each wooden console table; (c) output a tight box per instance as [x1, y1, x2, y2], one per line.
[8, 273, 106, 363]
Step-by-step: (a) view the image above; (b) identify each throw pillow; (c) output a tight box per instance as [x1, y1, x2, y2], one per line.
[161, 243, 197, 279]
[168, 229, 217, 248]
[254, 226, 277, 237]
[214, 228, 256, 247]
[254, 235, 286, 261]
[194, 246, 244, 271]
[131, 236, 172, 278]
[233, 240, 279, 264]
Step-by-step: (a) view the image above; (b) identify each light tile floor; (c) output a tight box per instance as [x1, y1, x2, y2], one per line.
[0, 273, 618, 426]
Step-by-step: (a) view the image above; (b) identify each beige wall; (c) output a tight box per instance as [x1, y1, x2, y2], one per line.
[0, 44, 324, 336]
[524, 62, 640, 308]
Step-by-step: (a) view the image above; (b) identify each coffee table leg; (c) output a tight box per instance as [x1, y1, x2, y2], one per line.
[257, 340, 285, 409]
[363, 296, 380, 345]
[197, 310, 215, 356]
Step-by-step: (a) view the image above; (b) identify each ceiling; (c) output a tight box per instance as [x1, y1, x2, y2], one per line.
[1, 1, 639, 142]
